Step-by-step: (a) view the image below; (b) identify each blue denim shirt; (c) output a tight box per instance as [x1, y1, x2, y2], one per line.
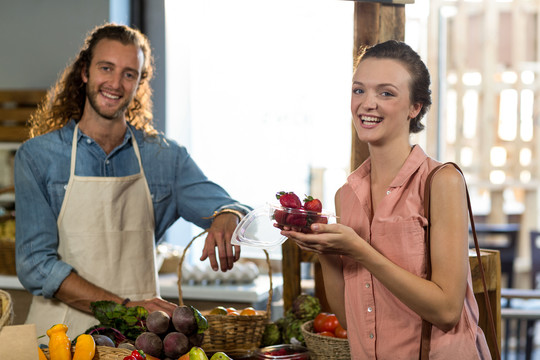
[14, 120, 251, 298]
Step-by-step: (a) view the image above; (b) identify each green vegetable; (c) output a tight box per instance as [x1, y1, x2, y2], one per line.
[283, 318, 305, 345]
[261, 322, 282, 347]
[189, 305, 209, 334]
[291, 294, 321, 321]
[89, 301, 148, 340]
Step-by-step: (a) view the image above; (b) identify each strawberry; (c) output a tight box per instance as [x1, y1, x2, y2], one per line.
[276, 191, 302, 209]
[312, 215, 328, 224]
[273, 209, 288, 225]
[286, 213, 308, 228]
[303, 195, 322, 213]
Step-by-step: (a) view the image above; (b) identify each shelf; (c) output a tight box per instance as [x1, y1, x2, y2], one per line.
[0, 143, 20, 151]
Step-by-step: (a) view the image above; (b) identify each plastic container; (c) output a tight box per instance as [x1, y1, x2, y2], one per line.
[269, 204, 336, 233]
[231, 205, 288, 249]
[231, 204, 336, 249]
[255, 344, 310, 359]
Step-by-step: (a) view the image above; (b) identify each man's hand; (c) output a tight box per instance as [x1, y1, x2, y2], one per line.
[200, 213, 240, 272]
[55, 272, 178, 316]
[126, 298, 178, 317]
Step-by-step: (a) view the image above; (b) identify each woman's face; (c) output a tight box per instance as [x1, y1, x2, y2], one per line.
[351, 57, 421, 147]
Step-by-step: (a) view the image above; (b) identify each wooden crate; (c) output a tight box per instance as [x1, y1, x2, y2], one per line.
[0, 89, 46, 142]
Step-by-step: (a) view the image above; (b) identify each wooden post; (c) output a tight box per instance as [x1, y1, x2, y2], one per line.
[469, 249, 502, 359]
[282, 0, 411, 312]
[351, 1, 407, 170]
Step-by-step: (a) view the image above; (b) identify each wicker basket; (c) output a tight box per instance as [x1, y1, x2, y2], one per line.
[301, 320, 351, 360]
[42, 345, 132, 360]
[177, 231, 273, 358]
[0, 289, 14, 330]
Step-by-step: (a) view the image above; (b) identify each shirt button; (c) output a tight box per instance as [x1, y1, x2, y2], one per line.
[369, 333, 374, 339]
[367, 307, 373, 312]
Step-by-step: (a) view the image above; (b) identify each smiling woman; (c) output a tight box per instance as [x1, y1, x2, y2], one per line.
[162, 0, 354, 255]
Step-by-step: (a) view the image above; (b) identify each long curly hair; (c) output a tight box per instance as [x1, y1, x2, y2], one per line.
[354, 40, 432, 134]
[29, 23, 157, 138]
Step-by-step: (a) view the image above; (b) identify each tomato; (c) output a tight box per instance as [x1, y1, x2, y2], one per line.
[335, 324, 348, 339]
[318, 331, 336, 337]
[321, 314, 339, 333]
[313, 312, 329, 333]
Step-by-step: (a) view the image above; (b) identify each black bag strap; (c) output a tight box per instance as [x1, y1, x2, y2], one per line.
[420, 162, 500, 360]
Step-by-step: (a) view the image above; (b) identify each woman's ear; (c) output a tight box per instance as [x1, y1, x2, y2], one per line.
[409, 102, 422, 119]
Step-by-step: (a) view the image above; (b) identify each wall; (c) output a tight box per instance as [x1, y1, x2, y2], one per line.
[0, 0, 110, 89]
[0, 0, 167, 184]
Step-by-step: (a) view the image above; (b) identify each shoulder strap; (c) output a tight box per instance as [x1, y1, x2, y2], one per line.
[420, 162, 500, 360]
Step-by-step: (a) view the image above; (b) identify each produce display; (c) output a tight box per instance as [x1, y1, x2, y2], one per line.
[261, 294, 322, 347]
[208, 306, 258, 316]
[37, 300, 238, 360]
[255, 344, 310, 359]
[72, 334, 96, 360]
[133, 305, 208, 358]
[272, 191, 329, 233]
[35, 273, 346, 359]
[46, 324, 72, 360]
[312, 313, 347, 339]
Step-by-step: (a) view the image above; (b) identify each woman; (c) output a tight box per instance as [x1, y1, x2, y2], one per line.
[281, 40, 491, 359]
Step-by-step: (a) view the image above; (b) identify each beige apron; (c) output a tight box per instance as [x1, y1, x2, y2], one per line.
[26, 124, 158, 342]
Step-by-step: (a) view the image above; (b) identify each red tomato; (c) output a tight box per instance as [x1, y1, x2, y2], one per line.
[335, 324, 348, 339]
[318, 331, 336, 337]
[321, 314, 339, 333]
[313, 312, 329, 333]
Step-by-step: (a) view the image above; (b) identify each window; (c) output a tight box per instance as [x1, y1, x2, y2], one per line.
[163, 0, 354, 259]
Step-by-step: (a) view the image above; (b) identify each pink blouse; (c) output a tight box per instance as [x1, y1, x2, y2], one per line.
[339, 145, 491, 359]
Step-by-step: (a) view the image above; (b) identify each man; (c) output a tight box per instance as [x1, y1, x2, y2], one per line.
[14, 23, 250, 340]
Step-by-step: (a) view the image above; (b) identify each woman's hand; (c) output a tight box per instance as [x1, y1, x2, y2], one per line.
[280, 222, 363, 256]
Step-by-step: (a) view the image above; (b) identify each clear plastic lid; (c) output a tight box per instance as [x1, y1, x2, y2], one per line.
[231, 205, 287, 249]
[231, 203, 336, 249]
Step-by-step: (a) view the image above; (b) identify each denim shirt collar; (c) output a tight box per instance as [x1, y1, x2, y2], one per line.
[62, 119, 145, 154]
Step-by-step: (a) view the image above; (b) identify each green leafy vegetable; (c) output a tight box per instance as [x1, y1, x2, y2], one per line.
[89, 301, 148, 340]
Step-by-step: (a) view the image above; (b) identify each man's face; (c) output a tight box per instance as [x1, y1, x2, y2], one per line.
[82, 39, 144, 121]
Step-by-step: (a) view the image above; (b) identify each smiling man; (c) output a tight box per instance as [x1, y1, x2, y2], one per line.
[14, 23, 250, 341]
